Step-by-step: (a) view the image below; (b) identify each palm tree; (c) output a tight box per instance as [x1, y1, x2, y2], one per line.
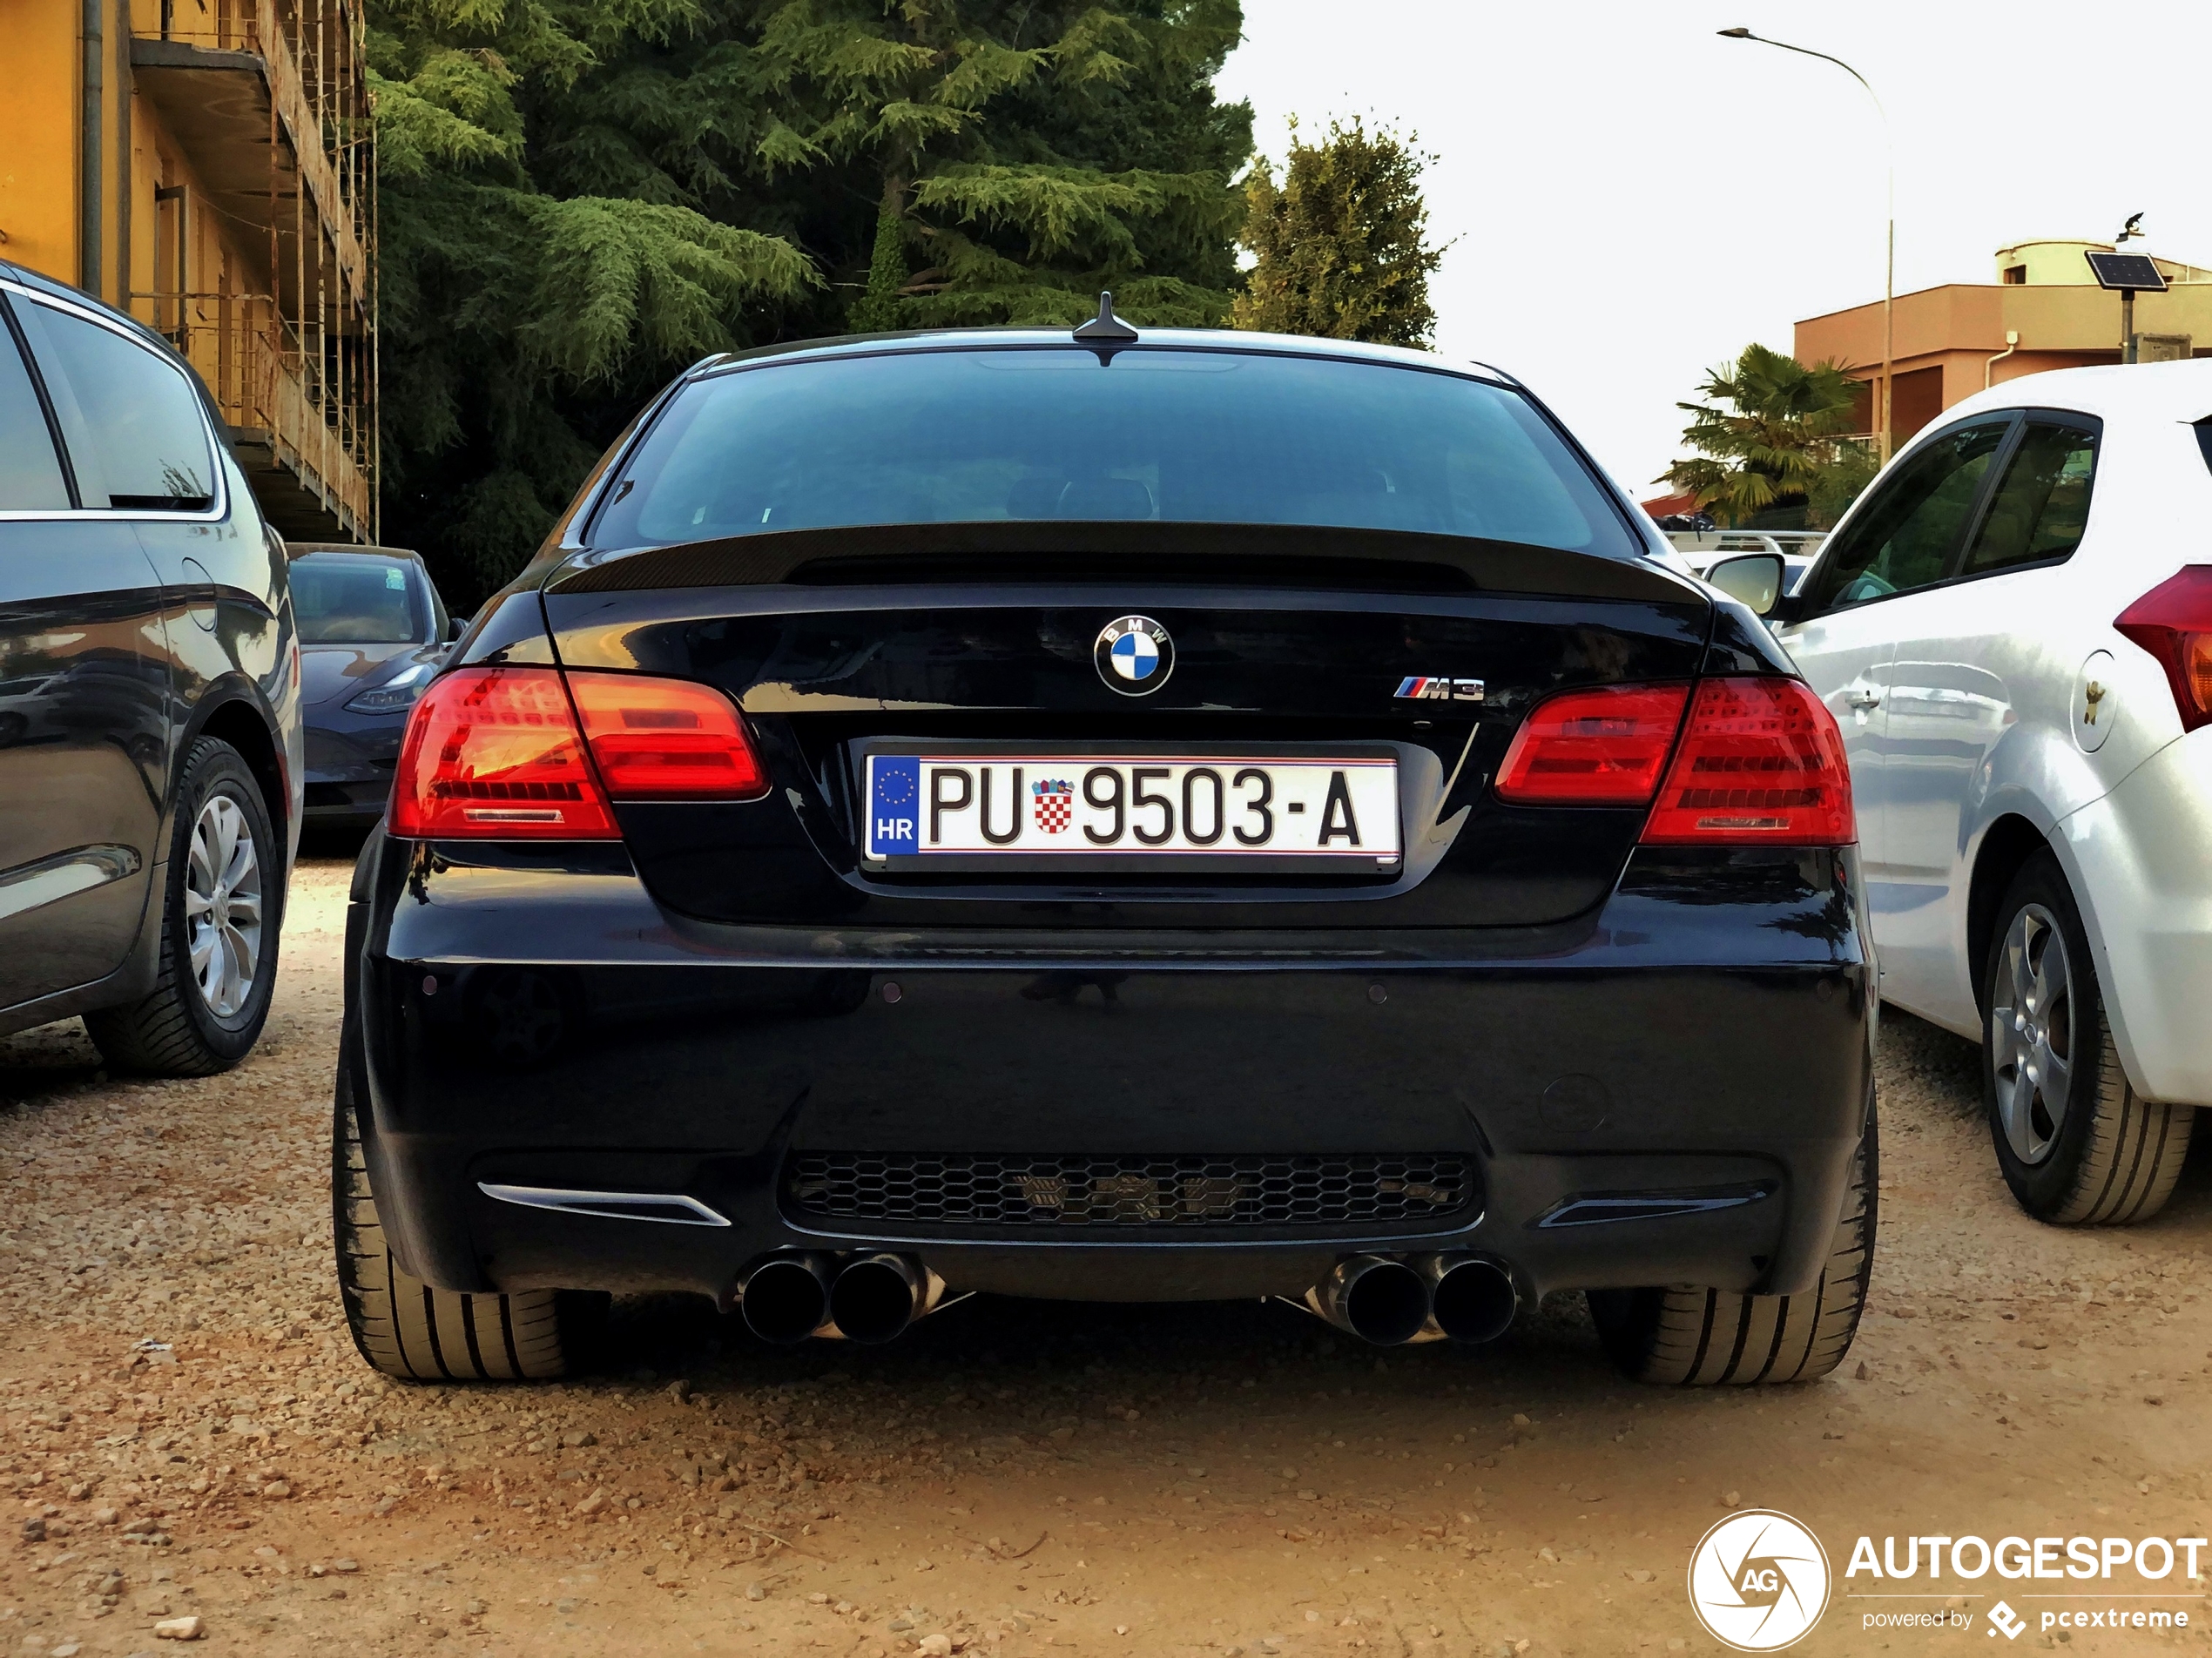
[1658, 344, 1872, 528]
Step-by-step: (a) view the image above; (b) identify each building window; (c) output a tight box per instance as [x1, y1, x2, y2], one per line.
[2002, 265, 2027, 285]
[154, 181, 188, 342]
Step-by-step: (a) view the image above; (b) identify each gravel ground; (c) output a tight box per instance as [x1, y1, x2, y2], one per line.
[5, 855, 2212, 1656]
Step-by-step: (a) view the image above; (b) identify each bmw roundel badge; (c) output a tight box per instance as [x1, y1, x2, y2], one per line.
[1094, 615, 1174, 696]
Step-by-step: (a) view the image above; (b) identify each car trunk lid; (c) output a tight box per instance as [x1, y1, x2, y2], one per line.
[539, 522, 1710, 929]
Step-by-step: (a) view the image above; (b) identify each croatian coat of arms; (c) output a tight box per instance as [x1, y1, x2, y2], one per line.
[1031, 777, 1074, 834]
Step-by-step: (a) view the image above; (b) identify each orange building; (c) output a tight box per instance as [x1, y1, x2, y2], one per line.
[0, 0, 375, 541]
[1795, 240, 2212, 450]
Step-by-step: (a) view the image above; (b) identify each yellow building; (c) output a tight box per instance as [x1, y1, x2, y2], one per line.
[1796, 240, 2212, 450]
[0, 0, 375, 542]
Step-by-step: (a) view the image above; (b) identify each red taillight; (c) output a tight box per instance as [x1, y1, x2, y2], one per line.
[389, 667, 770, 839]
[1642, 677, 1855, 846]
[390, 667, 619, 839]
[567, 671, 768, 800]
[1495, 684, 1691, 804]
[2114, 564, 2212, 732]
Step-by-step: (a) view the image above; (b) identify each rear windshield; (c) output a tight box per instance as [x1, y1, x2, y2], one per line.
[589, 347, 1639, 557]
[292, 555, 427, 644]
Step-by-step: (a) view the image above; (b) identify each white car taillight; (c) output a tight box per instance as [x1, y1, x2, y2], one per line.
[2115, 565, 2212, 732]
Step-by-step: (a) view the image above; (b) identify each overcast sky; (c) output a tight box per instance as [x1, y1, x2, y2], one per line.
[1218, 1, 2212, 499]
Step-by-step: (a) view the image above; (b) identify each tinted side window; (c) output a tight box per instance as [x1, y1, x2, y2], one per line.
[19, 300, 214, 510]
[1959, 421, 2100, 576]
[0, 315, 71, 510]
[1804, 420, 2011, 612]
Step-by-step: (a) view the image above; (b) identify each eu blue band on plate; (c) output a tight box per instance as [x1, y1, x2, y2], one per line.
[869, 756, 921, 857]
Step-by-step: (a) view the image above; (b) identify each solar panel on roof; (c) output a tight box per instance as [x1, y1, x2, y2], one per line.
[2085, 251, 2168, 292]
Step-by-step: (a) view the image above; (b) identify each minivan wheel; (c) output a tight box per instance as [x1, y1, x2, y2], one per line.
[334, 1021, 607, 1380]
[85, 737, 281, 1075]
[1589, 1095, 1875, 1386]
[1982, 852, 2193, 1224]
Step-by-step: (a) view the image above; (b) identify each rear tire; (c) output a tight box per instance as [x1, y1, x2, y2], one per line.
[1590, 1099, 1876, 1385]
[1982, 852, 2193, 1224]
[86, 738, 282, 1075]
[334, 1025, 605, 1381]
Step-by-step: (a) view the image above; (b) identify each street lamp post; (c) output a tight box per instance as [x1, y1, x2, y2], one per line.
[1718, 27, 1894, 464]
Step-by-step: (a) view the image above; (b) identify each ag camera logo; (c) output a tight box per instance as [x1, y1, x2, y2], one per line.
[1688, 1509, 1831, 1651]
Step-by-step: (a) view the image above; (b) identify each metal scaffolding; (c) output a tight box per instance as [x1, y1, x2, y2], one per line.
[130, 0, 376, 542]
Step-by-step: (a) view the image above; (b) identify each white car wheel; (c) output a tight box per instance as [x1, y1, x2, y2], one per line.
[1982, 853, 2194, 1224]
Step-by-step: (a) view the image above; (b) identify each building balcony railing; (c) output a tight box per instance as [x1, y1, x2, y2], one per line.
[128, 0, 375, 542]
[141, 290, 372, 542]
[131, 0, 371, 302]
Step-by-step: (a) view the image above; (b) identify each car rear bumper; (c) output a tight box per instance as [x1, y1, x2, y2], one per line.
[305, 779, 390, 823]
[347, 835, 1874, 1309]
[305, 718, 401, 820]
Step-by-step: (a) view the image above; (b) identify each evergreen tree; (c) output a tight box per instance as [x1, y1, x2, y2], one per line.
[751, 0, 1250, 327]
[370, 0, 1251, 602]
[370, 0, 817, 602]
[1232, 117, 1442, 347]
[1659, 344, 1871, 529]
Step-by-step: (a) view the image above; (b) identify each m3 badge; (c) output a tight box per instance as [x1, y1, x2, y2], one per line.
[1394, 677, 1485, 703]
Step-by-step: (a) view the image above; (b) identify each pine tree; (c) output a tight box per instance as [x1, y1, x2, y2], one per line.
[370, 0, 1251, 600]
[371, 0, 817, 601]
[1232, 117, 1442, 347]
[750, 0, 1250, 328]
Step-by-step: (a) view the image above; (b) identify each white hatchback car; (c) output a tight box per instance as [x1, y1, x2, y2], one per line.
[1723, 362, 2212, 1225]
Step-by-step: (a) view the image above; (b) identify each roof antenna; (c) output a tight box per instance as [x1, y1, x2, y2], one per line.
[1073, 290, 1138, 345]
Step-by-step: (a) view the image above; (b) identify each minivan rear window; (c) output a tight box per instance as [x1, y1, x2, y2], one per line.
[0, 320, 70, 510]
[17, 300, 215, 511]
[590, 347, 1639, 558]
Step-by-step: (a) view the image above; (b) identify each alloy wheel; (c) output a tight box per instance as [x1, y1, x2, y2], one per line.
[1991, 902, 2074, 1165]
[185, 794, 262, 1019]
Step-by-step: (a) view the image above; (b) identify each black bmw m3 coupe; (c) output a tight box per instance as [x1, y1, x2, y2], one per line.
[335, 311, 1876, 1387]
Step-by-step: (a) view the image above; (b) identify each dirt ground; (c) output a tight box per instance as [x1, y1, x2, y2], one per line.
[5, 855, 2211, 1658]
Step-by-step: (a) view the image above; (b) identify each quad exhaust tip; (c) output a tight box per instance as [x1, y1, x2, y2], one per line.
[1312, 1254, 1431, 1346]
[737, 1254, 837, 1345]
[1302, 1251, 1520, 1346]
[1422, 1253, 1519, 1345]
[738, 1252, 941, 1345]
[741, 1249, 1511, 1349]
[829, 1253, 927, 1345]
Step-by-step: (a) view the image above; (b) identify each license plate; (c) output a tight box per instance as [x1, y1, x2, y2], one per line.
[861, 750, 1401, 872]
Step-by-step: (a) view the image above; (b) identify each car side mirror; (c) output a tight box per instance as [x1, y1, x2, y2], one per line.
[1706, 552, 1785, 617]
[447, 616, 466, 642]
